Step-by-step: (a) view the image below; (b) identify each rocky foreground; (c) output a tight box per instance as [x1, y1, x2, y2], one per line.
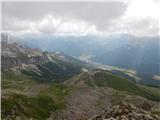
[89, 103, 160, 120]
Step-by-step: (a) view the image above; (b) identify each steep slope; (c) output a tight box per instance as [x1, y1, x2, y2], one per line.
[65, 69, 160, 101]
[1, 37, 89, 82]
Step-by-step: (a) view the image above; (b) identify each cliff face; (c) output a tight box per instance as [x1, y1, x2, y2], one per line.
[1, 36, 85, 82]
[1, 39, 50, 70]
[2, 55, 50, 70]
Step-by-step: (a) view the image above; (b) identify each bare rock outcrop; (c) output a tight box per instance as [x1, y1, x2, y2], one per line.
[89, 103, 160, 120]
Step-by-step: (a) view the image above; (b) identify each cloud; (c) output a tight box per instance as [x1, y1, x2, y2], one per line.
[2, 2, 126, 20]
[2, 0, 159, 37]
[3, 15, 101, 36]
[125, 0, 160, 20]
[106, 17, 159, 36]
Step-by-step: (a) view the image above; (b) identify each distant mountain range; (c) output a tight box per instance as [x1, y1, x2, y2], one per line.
[13, 34, 160, 86]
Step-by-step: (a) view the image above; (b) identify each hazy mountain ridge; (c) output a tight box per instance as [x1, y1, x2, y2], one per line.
[17, 34, 160, 86]
[1, 35, 89, 82]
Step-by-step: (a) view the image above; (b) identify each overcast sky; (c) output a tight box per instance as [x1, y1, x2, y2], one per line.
[2, 0, 160, 37]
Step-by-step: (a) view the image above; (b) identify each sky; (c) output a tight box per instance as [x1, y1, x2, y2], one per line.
[1, 0, 160, 37]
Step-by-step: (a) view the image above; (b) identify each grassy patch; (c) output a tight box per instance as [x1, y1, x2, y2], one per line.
[2, 93, 58, 119]
[1, 83, 71, 120]
[93, 72, 160, 101]
[39, 83, 71, 109]
[2, 71, 35, 90]
[2, 71, 71, 119]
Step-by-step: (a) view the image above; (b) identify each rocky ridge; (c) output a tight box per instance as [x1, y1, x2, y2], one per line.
[89, 103, 160, 120]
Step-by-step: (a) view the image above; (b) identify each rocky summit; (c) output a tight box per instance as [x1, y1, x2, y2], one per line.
[89, 103, 160, 120]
